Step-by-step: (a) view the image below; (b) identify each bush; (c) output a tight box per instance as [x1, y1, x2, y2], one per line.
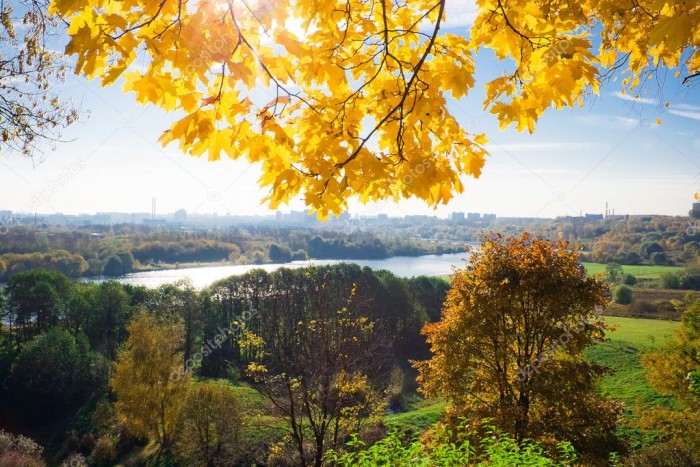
[623, 441, 698, 466]
[660, 272, 681, 289]
[0, 430, 44, 467]
[680, 273, 700, 290]
[614, 285, 633, 305]
[292, 249, 309, 261]
[90, 437, 116, 467]
[623, 274, 638, 285]
[326, 424, 578, 466]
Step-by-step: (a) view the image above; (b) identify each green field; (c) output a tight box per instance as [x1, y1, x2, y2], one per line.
[581, 262, 684, 279]
[588, 316, 679, 405]
[439, 263, 682, 283]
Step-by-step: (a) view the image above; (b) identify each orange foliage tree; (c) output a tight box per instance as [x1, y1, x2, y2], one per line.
[416, 233, 622, 459]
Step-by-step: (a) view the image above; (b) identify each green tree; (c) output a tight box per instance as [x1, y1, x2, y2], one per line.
[102, 255, 123, 276]
[6, 328, 106, 415]
[613, 285, 633, 305]
[176, 381, 244, 466]
[116, 251, 135, 273]
[269, 243, 293, 263]
[4, 269, 71, 349]
[641, 242, 665, 259]
[416, 233, 621, 460]
[88, 281, 131, 359]
[605, 262, 624, 283]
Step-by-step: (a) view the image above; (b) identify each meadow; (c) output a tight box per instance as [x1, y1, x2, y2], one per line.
[581, 262, 684, 280]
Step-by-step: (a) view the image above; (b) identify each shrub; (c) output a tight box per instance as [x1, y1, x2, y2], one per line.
[0, 430, 44, 467]
[680, 273, 700, 290]
[623, 274, 638, 286]
[292, 249, 309, 261]
[623, 441, 697, 466]
[326, 424, 578, 466]
[614, 285, 633, 305]
[90, 437, 116, 467]
[660, 272, 681, 289]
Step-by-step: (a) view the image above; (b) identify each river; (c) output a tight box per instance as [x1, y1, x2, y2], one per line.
[97, 252, 473, 289]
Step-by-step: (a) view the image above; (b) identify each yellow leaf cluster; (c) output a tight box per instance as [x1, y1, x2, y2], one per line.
[51, 0, 699, 217]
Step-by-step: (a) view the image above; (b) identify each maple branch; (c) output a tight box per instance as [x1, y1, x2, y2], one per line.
[333, 0, 445, 170]
[683, 72, 700, 85]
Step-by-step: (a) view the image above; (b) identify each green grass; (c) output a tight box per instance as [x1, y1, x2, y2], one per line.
[587, 317, 677, 405]
[585, 316, 680, 448]
[385, 399, 447, 436]
[581, 262, 684, 279]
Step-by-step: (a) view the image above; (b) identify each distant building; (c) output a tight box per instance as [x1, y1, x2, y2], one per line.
[174, 209, 188, 223]
[451, 212, 465, 223]
[482, 213, 497, 222]
[377, 214, 389, 222]
[143, 218, 168, 226]
[275, 210, 316, 225]
[585, 213, 604, 220]
[467, 212, 481, 221]
[404, 215, 433, 222]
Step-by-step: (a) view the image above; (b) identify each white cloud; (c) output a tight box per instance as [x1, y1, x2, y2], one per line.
[671, 103, 700, 112]
[614, 116, 640, 129]
[669, 109, 700, 121]
[612, 92, 657, 105]
[442, 0, 478, 28]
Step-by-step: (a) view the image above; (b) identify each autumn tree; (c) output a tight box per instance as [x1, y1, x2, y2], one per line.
[416, 233, 622, 460]
[640, 294, 700, 453]
[239, 268, 388, 467]
[0, 0, 78, 155]
[51, 0, 698, 216]
[111, 312, 189, 453]
[175, 381, 244, 466]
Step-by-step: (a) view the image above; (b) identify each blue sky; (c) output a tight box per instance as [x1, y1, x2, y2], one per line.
[1, 2, 699, 219]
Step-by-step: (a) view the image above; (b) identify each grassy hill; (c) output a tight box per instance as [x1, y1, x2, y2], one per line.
[581, 262, 684, 279]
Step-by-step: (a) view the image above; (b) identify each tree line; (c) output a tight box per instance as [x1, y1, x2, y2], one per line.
[0, 225, 461, 281]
